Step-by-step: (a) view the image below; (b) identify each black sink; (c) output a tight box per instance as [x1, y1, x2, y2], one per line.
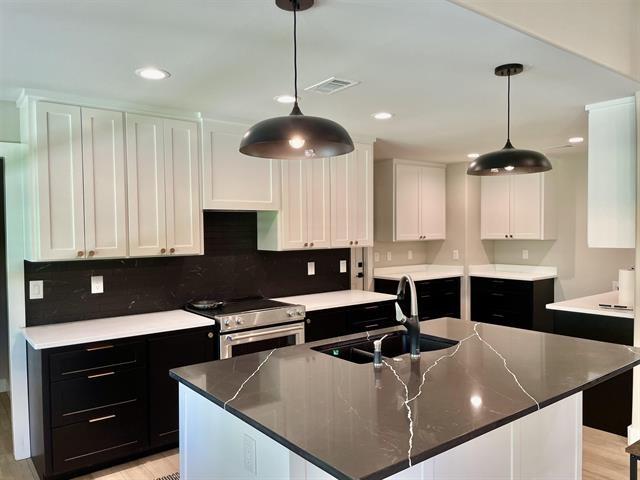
[314, 331, 458, 363]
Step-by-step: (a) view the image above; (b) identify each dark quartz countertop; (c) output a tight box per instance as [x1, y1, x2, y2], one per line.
[170, 319, 640, 480]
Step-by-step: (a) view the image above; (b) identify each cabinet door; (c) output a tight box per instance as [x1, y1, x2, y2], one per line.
[306, 157, 331, 248]
[352, 143, 374, 246]
[511, 173, 542, 239]
[164, 119, 202, 256]
[330, 154, 352, 248]
[480, 176, 511, 239]
[126, 114, 167, 257]
[419, 165, 446, 239]
[394, 163, 422, 241]
[34, 102, 85, 260]
[81, 108, 127, 258]
[202, 122, 280, 210]
[280, 160, 308, 249]
[148, 328, 215, 448]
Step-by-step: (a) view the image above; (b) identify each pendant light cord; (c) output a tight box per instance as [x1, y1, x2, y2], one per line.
[290, 0, 302, 115]
[507, 73, 510, 142]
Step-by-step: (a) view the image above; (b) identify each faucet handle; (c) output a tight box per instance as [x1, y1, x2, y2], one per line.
[395, 303, 407, 324]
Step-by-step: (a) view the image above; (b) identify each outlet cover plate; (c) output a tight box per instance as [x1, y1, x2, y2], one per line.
[91, 275, 104, 294]
[29, 280, 43, 300]
[339, 260, 347, 273]
[307, 262, 315, 276]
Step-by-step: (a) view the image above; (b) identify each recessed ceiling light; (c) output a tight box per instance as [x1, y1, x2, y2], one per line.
[467, 153, 480, 159]
[274, 94, 297, 104]
[568, 136, 584, 144]
[135, 67, 171, 80]
[372, 112, 393, 120]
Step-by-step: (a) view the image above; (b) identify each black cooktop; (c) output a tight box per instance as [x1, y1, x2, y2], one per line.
[185, 296, 292, 318]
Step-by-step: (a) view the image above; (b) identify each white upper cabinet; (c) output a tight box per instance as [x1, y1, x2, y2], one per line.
[480, 172, 556, 240]
[586, 97, 636, 248]
[126, 114, 203, 257]
[81, 107, 127, 258]
[202, 120, 280, 211]
[330, 143, 374, 247]
[306, 157, 331, 248]
[126, 114, 167, 257]
[375, 159, 446, 242]
[30, 102, 85, 260]
[277, 159, 308, 250]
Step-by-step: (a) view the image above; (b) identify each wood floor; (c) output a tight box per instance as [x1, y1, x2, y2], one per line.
[0, 392, 633, 479]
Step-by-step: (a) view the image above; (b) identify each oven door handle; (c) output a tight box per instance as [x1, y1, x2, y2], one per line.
[224, 323, 304, 343]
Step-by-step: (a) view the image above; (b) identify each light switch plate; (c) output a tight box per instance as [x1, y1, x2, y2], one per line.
[243, 434, 257, 475]
[29, 280, 43, 300]
[374, 252, 380, 262]
[386, 251, 392, 261]
[407, 250, 413, 260]
[339, 260, 347, 273]
[522, 249, 529, 260]
[452, 249, 460, 260]
[307, 262, 315, 276]
[91, 275, 104, 294]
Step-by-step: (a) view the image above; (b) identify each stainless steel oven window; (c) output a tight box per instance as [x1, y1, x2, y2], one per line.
[219, 322, 305, 359]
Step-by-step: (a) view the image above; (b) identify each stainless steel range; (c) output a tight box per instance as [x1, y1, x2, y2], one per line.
[185, 297, 305, 359]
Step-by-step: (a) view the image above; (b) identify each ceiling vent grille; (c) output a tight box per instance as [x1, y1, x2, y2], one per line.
[304, 77, 360, 95]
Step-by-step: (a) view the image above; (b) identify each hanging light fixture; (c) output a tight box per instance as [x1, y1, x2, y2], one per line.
[467, 63, 552, 176]
[239, 0, 354, 160]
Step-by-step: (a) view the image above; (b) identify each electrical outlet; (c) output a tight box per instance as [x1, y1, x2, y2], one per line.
[307, 262, 315, 276]
[91, 275, 104, 294]
[522, 249, 529, 260]
[407, 250, 413, 260]
[374, 252, 380, 262]
[452, 249, 460, 260]
[243, 434, 257, 475]
[386, 251, 392, 261]
[29, 280, 43, 300]
[339, 260, 347, 273]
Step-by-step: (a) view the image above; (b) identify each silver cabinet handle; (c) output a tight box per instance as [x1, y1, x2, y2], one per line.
[89, 414, 116, 423]
[85, 344, 114, 352]
[87, 371, 115, 379]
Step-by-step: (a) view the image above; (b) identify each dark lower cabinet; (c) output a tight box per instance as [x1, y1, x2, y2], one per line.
[470, 277, 554, 332]
[28, 326, 216, 480]
[553, 310, 633, 436]
[305, 301, 396, 343]
[374, 277, 461, 321]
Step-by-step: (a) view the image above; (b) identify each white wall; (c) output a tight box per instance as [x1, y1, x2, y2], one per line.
[0, 101, 20, 143]
[451, 0, 640, 82]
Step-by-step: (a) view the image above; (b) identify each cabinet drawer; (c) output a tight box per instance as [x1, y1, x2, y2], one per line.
[474, 290, 531, 313]
[346, 303, 394, 323]
[472, 277, 531, 294]
[50, 340, 146, 382]
[51, 402, 146, 474]
[51, 368, 146, 427]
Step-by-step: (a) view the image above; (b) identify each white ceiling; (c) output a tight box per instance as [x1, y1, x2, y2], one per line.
[0, 0, 638, 163]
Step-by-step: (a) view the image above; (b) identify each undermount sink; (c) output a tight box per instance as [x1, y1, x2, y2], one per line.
[314, 331, 458, 364]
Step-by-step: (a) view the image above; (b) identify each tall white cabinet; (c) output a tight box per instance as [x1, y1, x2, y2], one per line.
[374, 159, 446, 242]
[480, 172, 556, 240]
[20, 94, 203, 261]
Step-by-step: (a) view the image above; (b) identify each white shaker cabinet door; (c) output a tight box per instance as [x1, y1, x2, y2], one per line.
[164, 119, 202, 256]
[481, 175, 511, 239]
[394, 163, 422, 241]
[33, 102, 85, 260]
[306, 157, 331, 248]
[81, 107, 127, 259]
[510, 173, 542, 240]
[330, 153, 352, 248]
[126, 113, 167, 257]
[419, 165, 446, 239]
[280, 160, 308, 249]
[352, 143, 374, 247]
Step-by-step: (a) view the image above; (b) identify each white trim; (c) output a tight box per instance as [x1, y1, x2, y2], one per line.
[585, 96, 635, 111]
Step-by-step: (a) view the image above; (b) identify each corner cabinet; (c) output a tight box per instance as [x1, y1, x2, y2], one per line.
[201, 120, 280, 211]
[585, 97, 636, 248]
[480, 172, 556, 240]
[374, 159, 446, 242]
[19, 95, 203, 261]
[257, 142, 374, 251]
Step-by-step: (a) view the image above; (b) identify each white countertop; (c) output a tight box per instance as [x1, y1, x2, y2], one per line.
[274, 290, 397, 312]
[469, 264, 558, 281]
[546, 291, 634, 319]
[373, 264, 464, 282]
[22, 310, 215, 350]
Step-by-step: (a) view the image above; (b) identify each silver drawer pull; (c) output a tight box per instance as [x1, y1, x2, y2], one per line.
[363, 305, 379, 310]
[85, 344, 114, 352]
[89, 414, 116, 423]
[491, 314, 505, 318]
[87, 371, 115, 379]
[364, 324, 380, 329]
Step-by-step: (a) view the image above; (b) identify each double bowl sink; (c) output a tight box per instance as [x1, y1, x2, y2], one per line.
[314, 331, 458, 364]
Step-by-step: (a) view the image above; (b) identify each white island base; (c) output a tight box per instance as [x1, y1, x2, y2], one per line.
[179, 384, 583, 480]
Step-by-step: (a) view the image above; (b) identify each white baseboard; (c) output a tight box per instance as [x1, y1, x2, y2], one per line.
[628, 424, 640, 444]
[0, 378, 8, 393]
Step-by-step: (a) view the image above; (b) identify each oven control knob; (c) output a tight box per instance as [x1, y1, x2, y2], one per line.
[296, 310, 303, 316]
[287, 310, 294, 317]
[235, 318, 243, 325]
[223, 319, 231, 326]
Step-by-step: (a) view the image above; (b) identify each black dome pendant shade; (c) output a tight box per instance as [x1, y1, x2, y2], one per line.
[239, 0, 354, 160]
[467, 63, 552, 176]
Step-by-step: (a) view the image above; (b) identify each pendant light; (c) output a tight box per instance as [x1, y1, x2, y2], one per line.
[467, 63, 552, 176]
[239, 0, 354, 160]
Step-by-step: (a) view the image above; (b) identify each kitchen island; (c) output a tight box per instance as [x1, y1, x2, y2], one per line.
[170, 319, 640, 480]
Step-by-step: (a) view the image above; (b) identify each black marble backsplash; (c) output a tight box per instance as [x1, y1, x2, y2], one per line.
[25, 211, 350, 326]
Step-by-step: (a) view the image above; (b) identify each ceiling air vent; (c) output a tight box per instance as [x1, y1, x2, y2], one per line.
[304, 77, 360, 95]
